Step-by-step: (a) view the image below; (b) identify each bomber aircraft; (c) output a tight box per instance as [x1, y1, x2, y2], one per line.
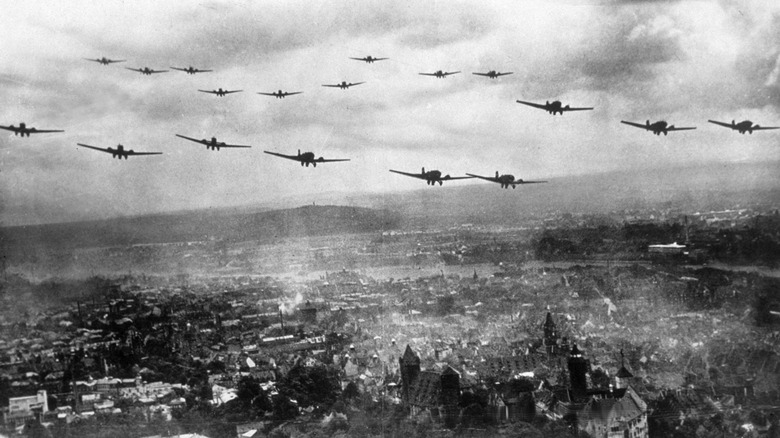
[419, 70, 461, 78]
[257, 90, 303, 99]
[620, 120, 696, 135]
[473, 71, 513, 79]
[126, 67, 169, 75]
[171, 66, 213, 74]
[77, 143, 162, 159]
[198, 88, 243, 97]
[516, 100, 593, 115]
[0, 123, 64, 137]
[85, 57, 125, 65]
[322, 81, 365, 89]
[389, 168, 474, 186]
[708, 119, 779, 134]
[264, 149, 350, 167]
[466, 171, 548, 189]
[350, 56, 388, 64]
[175, 134, 251, 151]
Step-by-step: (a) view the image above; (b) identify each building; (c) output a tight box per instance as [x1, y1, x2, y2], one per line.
[399, 345, 460, 428]
[539, 346, 648, 438]
[4, 390, 48, 428]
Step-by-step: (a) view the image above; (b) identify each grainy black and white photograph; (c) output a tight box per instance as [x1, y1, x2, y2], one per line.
[1, 1, 779, 437]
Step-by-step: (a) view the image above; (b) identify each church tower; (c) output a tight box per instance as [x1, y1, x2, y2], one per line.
[399, 345, 420, 403]
[615, 349, 634, 389]
[543, 312, 559, 354]
[568, 344, 588, 401]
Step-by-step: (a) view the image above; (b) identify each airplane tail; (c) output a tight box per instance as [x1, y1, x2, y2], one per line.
[646, 120, 650, 126]
[495, 171, 499, 178]
[422, 167, 425, 174]
[732, 120, 735, 126]
[298, 149, 301, 156]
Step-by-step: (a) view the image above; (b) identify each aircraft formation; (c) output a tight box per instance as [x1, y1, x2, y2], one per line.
[3, 53, 778, 191]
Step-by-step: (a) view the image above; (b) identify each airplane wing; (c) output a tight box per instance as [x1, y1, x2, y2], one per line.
[216, 144, 251, 148]
[126, 151, 163, 155]
[465, 173, 499, 183]
[347, 82, 365, 87]
[27, 129, 64, 134]
[442, 176, 475, 180]
[444, 71, 461, 76]
[321, 84, 341, 87]
[223, 90, 243, 94]
[147, 69, 169, 74]
[372, 58, 389, 61]
[516, 100, 548, 110]
[77, 143, 112, 154]
[349, 57, 368, 61]
[752, 126, 780, 131]
[389, 170, 426, 180]
[125, 68, 144, 73]
[707, 120, 734, 129]
[516, 180, 548, 184]
[175, 134, 207, 145]
[317, 158, 350, 163]
[198, 90, 217, 94]
[171, 67, 212, 73]
[418, 73, 438, 76]
[496, 72, 513, 76]
[666, 126, 696, 131]
[561, 106, 594, 112]
[264, 151, 302, 161]
[472, 73, 490, 77]
[284, 92, 303, 96]
[620, 121, 651, 130]
[86, 58, 124, 63]
[257, 92, 277, 96]
[0, 125, 21, 133]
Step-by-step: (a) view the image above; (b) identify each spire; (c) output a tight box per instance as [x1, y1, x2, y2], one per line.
[616, 349, 633, 378]
[402, 345, 420, 364]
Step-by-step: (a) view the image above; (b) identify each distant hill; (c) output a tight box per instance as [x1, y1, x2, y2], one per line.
[0, 205, 400, 253]
[2, 161, 778, 253]
[266, 160, 780, 226]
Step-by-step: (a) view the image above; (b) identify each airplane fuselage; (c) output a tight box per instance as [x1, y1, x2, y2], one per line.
[647, 120, 670, 135]
[297, 151, 317, 166]
[733, 120, 756, 134]
[423, 170, 444, 185]
[545, 101, 564, 115]
[498, 174, 518, 189]
[109, 145, 130, 159]
[207, 137, 224, 150]
[10, 123, 33, 137]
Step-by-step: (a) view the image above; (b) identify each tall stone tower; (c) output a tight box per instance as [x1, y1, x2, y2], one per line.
[615, 349, 634, 389]
[568, 344, 588, 401]
[543, 312, 559, 354]
[399, 345, 420, 403]
[440, 366, 461, 428]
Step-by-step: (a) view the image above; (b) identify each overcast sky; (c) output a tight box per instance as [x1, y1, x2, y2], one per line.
[1, 0, 778, 225]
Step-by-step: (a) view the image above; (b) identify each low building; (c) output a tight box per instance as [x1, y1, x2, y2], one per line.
[4, 390, 48, 428]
